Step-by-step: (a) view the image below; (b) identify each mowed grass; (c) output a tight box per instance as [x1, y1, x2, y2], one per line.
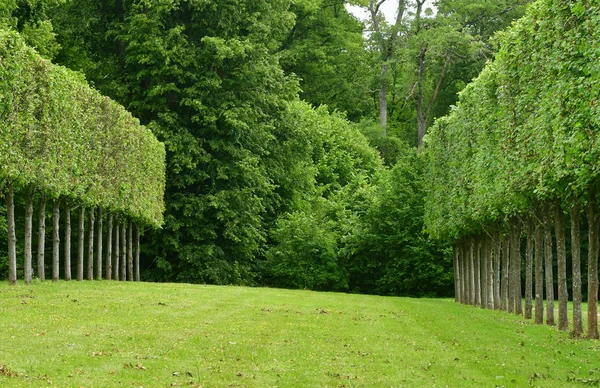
[0, 282, 599, 387]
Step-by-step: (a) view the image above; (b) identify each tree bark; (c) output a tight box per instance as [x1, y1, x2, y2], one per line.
[511, 224, 522, 316]
[135, 224, 140, 282]
[113, 219, 120, 280]
[37, 195, 46, 281]
[52, 199, 60, 282]
[469, 238, 475, 305]
[481, 237, 488, 309]
[7, 183, 17, 285]
[534, 222, 544, 324]
[570, 204, 583, 336]
[486, 236, 494, 309]
[64, 201, 71, 281]
[121, 220, 127, 281]
[494, 230, 502, 310]
[474, 239, 481, 307]
[87, 207, 95, 280]
[96, 208, 103, 279]
[501, 235, 510, 311]
[106, 212, 113, 280]
[554, 204, 568, 331]
[525, 222, 533, 319]
[544, 209, 555, 326]
[587, 202, 599, 339]
[453, 246, 460, 303]
[24, 185, 34, 284]
[77, 206, 85, 281]
[128, 219, 133, 281]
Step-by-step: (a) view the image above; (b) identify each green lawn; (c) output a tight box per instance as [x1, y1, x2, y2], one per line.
[0, 281, 598, 387]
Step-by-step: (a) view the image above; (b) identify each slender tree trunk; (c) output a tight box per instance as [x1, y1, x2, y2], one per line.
[469, 239, 475, 305]
[507, 231, 515, 314]
[512, 224, 522, 316]
[571, 205, 583, 336]
[525, 222, 533, 319]
[87, 208, 95, 280]
[106, 213, 113, 280]
[64, 201, 71, 281]
[453, 246, 460, 303]
[37, 195, 46, 281]
[135, 224, 140, 282]
[486, 236, 494, 309]
[77, 206, 85, 281]
[379, 63, 388, 135]
[121, 221, 127, 281]
[24, 185, 34, 284]
[494, 230, 501, 310]
[501, 235, 510, 311]
[52, 199, 60, 282]
[475, 240, 481, 307]
[587, 202, 599, 339]
[544, 210, 555, 326]
[7, 183, 17, 285]
[128, 219, 133, 281]
[481, 237, 488, 309]
[534, 223, 544, 324]
[113, 219, 120, 280]
[96, 208, 103, 279]
[554, 204, 568, 331]
[462, 242, 468, 304]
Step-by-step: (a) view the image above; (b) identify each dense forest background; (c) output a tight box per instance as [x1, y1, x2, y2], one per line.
[0, 0, 531, 296]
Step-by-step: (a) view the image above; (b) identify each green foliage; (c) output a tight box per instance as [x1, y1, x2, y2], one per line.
[348, 146, 453, 297]
[424, 0, 600, 241]
[0, 29, 165, 226]
[279, 0, 372, 121]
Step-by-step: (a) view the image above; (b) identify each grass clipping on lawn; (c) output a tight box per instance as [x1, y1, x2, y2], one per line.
[0, 281, 598, 387]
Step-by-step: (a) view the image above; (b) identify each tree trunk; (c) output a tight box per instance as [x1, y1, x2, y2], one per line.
[479, 235, 488, 309]
[507, 231, 515, 314]
[379, 63, 388, 135]
[486, 236, 494, 309]
[24, 185, 34, 284]
[77, 206, 85, 281]
[106, 212, 113, 280]
[121, 221, 127, 281]
[64, 201, 71, 281]
[571, 205, 583, 336]
[469, 239, 475, 305]
[87, 207, 95, 280]
[416, 47, 427, 152]
[475, 240, 481, 307]
[37, 195, 46, 281]
[113, 219, 120, 280]
[501, 235, 510, 311]
[525, 222, 533, 319]
[96, 208, 103, 279]
[587, 202, 599, 339]
[7, 183, 17, 285]
[135, 224, 140, 282]
[544, 210, 555, 326]
[494, 230, 501, 310]
[554, 204, 568, 331]
[511, 224, 522, 316]
[534, 223, 544, 324]
[459, 242, 466, 304]
[453, 246, 460, 303]
[52, 199, 60, 282]
[128, 219, 133, 281]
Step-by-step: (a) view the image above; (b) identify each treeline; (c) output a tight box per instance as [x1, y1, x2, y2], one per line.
[425, 0, 600, 336]
[0, 29, 165, 283]
[0, 0, 528, 296]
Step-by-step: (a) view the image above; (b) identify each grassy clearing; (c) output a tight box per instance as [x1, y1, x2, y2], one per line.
[0, 282, 599, 387]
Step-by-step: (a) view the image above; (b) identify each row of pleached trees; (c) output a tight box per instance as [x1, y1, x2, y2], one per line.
[0, 29, 166, 284]
[424, 0, 600, 338]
